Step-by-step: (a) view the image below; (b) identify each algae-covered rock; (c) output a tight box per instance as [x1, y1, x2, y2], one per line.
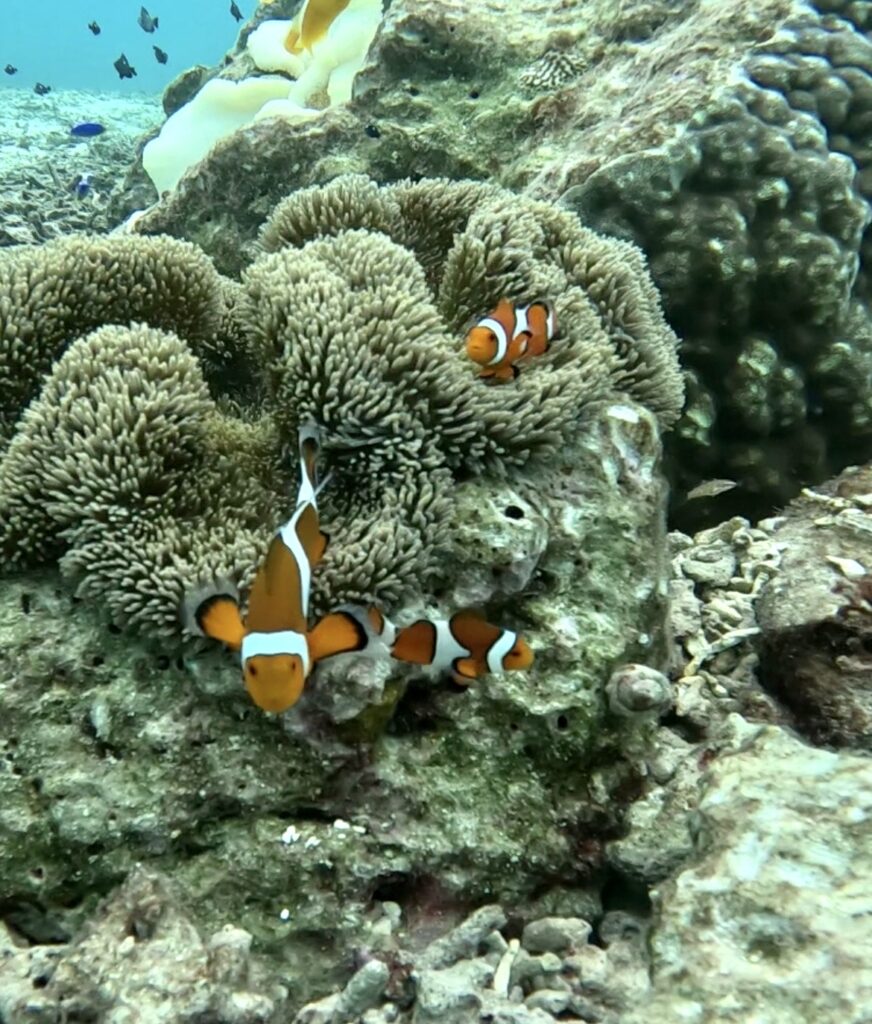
[624, 717, 872, 1024]
[0, 395, 671, 1012]
[0, 867, 287, 1022]
[756, 462, 872, 750]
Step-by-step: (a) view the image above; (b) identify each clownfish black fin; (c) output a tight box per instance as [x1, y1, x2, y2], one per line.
[308, 609, 370, 663]
[181, 580, 244, 650]
[333, 603, 397, 650]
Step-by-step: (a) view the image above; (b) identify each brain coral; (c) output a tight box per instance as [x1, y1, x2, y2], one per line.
[0, 176, 683, 634]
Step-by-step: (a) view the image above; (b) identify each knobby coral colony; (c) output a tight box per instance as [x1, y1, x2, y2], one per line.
[0, 175, 684, 709]
[185, 424, 534, 714]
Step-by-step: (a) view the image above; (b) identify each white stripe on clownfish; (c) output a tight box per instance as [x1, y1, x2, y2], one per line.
[478, 316, 510, 365]
[430, 618, 469, 669]
[241, 628, 311, 675]
[278, 509, 314, 620]
[545, 303, 556, 338]
[486, 628, 518, 674]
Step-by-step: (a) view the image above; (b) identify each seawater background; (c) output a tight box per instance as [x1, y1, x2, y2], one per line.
[0, 0, 260, 95]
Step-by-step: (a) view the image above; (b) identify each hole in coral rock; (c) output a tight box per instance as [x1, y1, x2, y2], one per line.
[30, 867, 45, 882]
[156, 655, 170, 671]
[407, 84, 420, 96]
[32, 975, 49, 989]
[107, 623, 122, 635]
[504, 504, 524, 520]
[556, 714, 569, 731]
[20, 593, 32, 614]
[468, 89, 480, 99]
[91, 655, 104, 668]
[598, 871, 652, 924]
[365, 123, 380, 138]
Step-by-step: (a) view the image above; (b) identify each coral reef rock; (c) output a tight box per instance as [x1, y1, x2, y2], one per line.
[756, 462, 872, 750]
[0, 398, 672, 1010]
[120, 0, 872, 516]
[624, 717, 872, 1024]
[0, 867, 287, 1023]
[291, 903, 649, 1024]
[668, 513, 786, 733]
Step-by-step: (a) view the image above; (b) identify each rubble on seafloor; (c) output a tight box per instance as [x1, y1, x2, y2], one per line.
[0, 89, 160, 246]
[5, 708, 870, 1023]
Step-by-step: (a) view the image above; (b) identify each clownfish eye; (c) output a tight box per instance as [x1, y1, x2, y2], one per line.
[248, 664, 257, 677]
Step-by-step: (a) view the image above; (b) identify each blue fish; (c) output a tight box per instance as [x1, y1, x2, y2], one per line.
[71, 122, 106, 138]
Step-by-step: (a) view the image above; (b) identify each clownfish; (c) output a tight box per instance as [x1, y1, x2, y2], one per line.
[348, 606, 534, 685]
[465, 298, 557, 382]
[183, 424, 371, 713]
[284, 0, 354, 55]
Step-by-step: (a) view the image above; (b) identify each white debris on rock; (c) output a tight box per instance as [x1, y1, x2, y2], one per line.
[669, 515, 786, 727]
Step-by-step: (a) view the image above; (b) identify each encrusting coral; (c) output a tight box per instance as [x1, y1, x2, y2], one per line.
[0, 175, 683, 635]
[0, 234, 226, 443]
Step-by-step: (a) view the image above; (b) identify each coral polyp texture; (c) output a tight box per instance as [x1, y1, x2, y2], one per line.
[0, 234, 225, 442]
[0, 175, 682, 633]
[123, 0, 872, 521]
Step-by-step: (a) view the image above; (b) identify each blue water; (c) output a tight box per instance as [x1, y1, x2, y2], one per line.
[0, 0, 260, 95]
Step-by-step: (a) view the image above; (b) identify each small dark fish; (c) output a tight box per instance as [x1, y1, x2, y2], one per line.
[4, 64, 17, 75]
[113, 53, 137, 79]
[153, 45, 168, 64]
[88, 20, 101, 35]
[71, 122, 106, 138]
[230, 1, 243, 22]
[138, 6, 159, 32]
[71, 173, 93, 198]
[34, 82, 51, 96]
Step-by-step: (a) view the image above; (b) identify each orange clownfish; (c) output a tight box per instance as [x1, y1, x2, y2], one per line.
[283, 0, 353, 55]
[465, 298, 557, 382]
[183, 424, 370, 714]
[351, 606, 534, 685]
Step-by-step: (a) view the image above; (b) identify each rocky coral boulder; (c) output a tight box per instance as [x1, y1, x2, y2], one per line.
[0, 395, 672, 1010]
[756, 463, 872, 750]
[624, 717, 872, 1024]
[0, 867, 287, 1023]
